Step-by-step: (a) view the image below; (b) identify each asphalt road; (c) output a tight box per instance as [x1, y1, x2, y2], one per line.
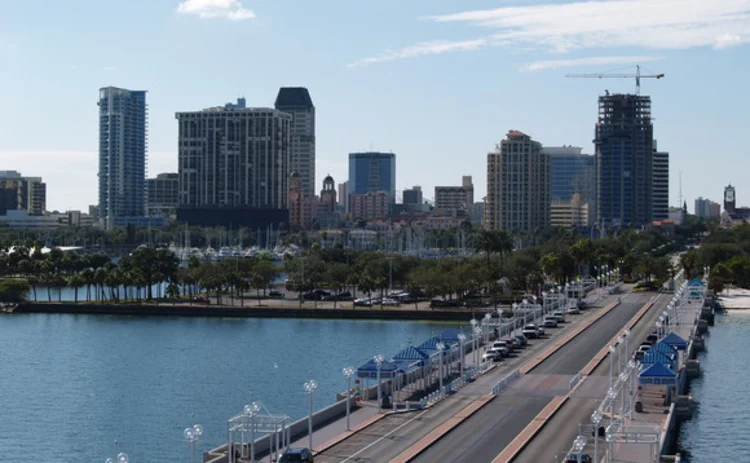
[514, 292, 668, 463]
[412, 292, 655, 463]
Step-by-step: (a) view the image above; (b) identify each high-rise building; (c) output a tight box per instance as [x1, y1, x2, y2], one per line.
[485, 131, 550, 232]
[275, 88, 315, 228]
[350, 192, 390, 221]
[652, 146, 669, 221]
[98, 87, 148, 229]
[595, 93, 654, 228]
[337, 181, 349, 210]
[0, 170, 46, 216]
[694, 197, 720, 219]
[175, 98, 292, 228]
[435, 176, 474, 216]
[348, 152, 396, 201]
[544, 146, 596, 226]
[402, 186, 423, 206]
[147, 173, 179, 218]
[724, 185, 736, 212]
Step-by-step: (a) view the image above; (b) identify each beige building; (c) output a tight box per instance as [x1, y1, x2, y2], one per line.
[349, 191, 390, 221]
[434, 176, 474, 216]
[550, 194, 589, 228]
[485, 130, 550, 232]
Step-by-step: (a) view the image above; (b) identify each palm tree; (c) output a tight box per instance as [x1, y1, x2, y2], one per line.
[27, 275, 39, 301]
[67, 274, 85, 303]
[81, 268, 95, 301]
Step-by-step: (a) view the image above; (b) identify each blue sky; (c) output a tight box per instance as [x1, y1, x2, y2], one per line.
[1, 0, 749, 212]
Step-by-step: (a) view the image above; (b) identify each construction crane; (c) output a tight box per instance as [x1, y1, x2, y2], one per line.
[565, 65, 664, 95]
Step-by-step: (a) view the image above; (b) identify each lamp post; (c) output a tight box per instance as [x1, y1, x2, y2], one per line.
[609, 345, 616, 387]
[436, 342, 446, 394]
[457, 333, 466, 379]
[483, 313, 491, 345]
[472, 326, 482, 366]
[591, 409, 603, 462]
[343, 366, 355, 431]
[373, 354, 385, 413]
[184, 424, 203, 463]
[244, 402, 260, 463]
[304, 380, 318, 450]
[628, 360, 636, 417]
[105, 453, 129, 463]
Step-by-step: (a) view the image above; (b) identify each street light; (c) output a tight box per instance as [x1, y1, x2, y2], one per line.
[244, 402, 261, 463]
[373, 354, 385, 413]
[436, 342, 446, 393]
[304, 380, 318, 450]
[608, 345, 617, 387]
[105, 453, 129, 463]
[457, 333, 466, 379]
[343, 367, 355, 431]
[184, 424, 203, 463]
[591, 409, 603, 462]
[472, 326, 482, 366]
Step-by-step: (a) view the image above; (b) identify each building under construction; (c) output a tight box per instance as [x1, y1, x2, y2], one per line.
[595, 92, 654, 228]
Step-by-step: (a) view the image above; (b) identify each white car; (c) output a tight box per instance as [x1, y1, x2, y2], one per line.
[543, 317, 558, 328]
[490, 341, 510, 356]
[482, 349, 503, 362]
[567, 306, 580, 315]
[552, 311, 567, 323]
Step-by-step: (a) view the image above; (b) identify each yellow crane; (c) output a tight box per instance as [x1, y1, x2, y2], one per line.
[566, 65, 665, 95]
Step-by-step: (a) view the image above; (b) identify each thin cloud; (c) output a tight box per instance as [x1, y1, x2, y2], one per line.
[521, 55, 662, 72]
[352, 0, 750, 66]
[176, 0, 255, 21]
[346, 38, 490, 68]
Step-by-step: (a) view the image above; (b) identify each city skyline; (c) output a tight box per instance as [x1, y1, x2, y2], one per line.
[1, 0, 749, 211]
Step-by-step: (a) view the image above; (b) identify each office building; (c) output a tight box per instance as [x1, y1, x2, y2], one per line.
[544, 146, 596, 226]
[348, 152, 396, 201]
[724, 185, 736, 213]
[485, 130, 550, 232]
[435, 176, 474, 216]
[275, 88, 315, 228]
[98, 87, 148, 229]
[403, 186, 423, 206]
[595, 93, 654, 228]
[550, 194, 590, 228]
[350, 191, 390, 221]
[175, 98, 292, 228]
[694, 197, 720, 219]
[337, 181, 348, 210]
[147, 172, 179, 218]
[0, 171, 46, 215]
[652, 146, 669, 221]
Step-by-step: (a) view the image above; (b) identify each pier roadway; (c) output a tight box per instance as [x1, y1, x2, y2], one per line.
[513, 292, 667, 463]
[312, 293, 618, 463]
[410, 292, 655, 463]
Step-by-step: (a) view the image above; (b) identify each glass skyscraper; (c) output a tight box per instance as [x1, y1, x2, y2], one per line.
[595, 93, 654, 228]
[348, 152, 396, 201]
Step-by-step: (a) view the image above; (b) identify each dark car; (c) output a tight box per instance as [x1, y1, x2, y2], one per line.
[515, 334, 528, 347]
[577, 300, 588, 310]
[279, 448, 314, 463]
[192, 296, 210, 304]
[268, 290, 283, 298]
[322, 291, 353, 301]
[302, 289, 331, 301]
[565, 453, 592, 463]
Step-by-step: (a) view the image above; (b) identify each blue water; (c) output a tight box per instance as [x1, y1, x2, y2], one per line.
[678, 311, 750, 461]
[0, 314, 455, 462]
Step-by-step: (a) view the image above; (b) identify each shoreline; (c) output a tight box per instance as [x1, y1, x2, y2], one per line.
[11, 302, 480, 321]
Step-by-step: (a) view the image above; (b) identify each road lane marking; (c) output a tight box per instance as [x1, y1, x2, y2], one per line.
[339, 409, 431, 463]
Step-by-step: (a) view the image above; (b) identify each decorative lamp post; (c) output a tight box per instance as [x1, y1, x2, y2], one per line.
[483, 313, 491, 345]
[472, 326, 482, 366]
[184, 424, 203, 463]
[373, 354, 385, 413]
[343, 367, 355, 430]
[244, 402, 261, 463]
[457, 333, 466, 379]
[591, 409, 603, 462]
[436, 342, 446, 393]
[105, 453, 129, 463]
[609, 345, 617, 387]
[303, 380, 318, 449]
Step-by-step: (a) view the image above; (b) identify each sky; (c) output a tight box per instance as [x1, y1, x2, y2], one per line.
[1, 0, 749, 213]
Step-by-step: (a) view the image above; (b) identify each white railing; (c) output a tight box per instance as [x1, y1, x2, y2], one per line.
[491, 369, 522, 395]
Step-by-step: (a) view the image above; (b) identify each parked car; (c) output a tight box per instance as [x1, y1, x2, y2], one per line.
[268, 290, 283, 298]
[646, 333, 659, 345]
[522, 324, 542, 339]
[302, 289, 331, 301]
[564, 452, 592, 463]
[380, 298, 401, 306]
[490, 341, 510, 357]
[279, 448, 314, 463]
[543, 317, 559, 328]
[322, 291, 353, 301]
[514, 334, 528, 347]
[353, 298, 373, 307]
[552, 311, 567, 323]
[567, 305, 581, 315]
[192, 296, 210, 304]
[482, 349, 504, 362]
[502, 337, 521, 350]
[577, 300, 588, 310]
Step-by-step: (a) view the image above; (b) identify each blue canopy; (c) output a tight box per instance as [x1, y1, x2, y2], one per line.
[416, 337, 443, 352]
[661, 332, 688, 351]
[639, 362, 677, 385]
[640, 349, 676, 370]
[687, 278, 706, 287]
[392, 346, 430, 364]
[653, 341, 678, 360]
[438, 329, 462, 343]
[357, 359, 402, 379]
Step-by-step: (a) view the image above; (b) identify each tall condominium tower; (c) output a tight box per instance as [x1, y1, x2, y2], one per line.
[595, 93, 654, 228]
[348, 152, 396, 200]
[175, 98, 292, 228]
[0, 170, 46, 216]
[485, 131, 550, 232]
[275, 88, 315, 227]
[652, 144, 669, 221]
[98, 87, 147, 228]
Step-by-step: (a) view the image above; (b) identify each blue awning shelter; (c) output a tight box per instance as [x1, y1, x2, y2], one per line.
[661, 332, 688, 351]
[639, 349, 676, 370]
[357, 359, 402, 380]
[438, 329, 462, 344]
[687, 278, 706, 287]
[416, 337, 443, 353]
[392, 346, 431, 369]
[653, 340, 678, 360]
[638, 362, 677, 386]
